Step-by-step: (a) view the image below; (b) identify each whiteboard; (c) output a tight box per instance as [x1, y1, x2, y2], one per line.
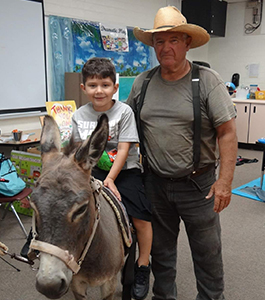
[0, 0, 47, 115]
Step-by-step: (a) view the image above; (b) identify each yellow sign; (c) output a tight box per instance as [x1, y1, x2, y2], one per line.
[46, 101, 76, 146]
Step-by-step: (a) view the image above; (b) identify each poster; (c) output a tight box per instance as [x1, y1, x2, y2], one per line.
[71, 19, 151, 76]
[48, 16, 152, 101]
[100, 23, 129, 52]
[46, 101, 76, 146]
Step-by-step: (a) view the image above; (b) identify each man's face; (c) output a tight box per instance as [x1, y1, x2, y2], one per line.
[153, 31, 191, 70]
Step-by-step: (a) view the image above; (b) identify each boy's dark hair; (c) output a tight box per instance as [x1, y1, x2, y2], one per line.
[82, 57, 116, 85]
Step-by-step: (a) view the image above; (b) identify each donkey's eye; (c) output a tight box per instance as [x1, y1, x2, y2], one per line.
[71, 204, 88, 222]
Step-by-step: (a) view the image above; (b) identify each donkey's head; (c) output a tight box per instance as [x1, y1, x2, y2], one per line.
[30, 114, 108, 298]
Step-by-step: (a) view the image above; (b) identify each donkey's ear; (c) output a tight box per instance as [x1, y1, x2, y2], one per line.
[40, 115, 61, 156]
[75, 114, 109, 171]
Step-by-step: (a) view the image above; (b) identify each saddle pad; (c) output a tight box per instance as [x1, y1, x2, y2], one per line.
[101, 185, 133, 248]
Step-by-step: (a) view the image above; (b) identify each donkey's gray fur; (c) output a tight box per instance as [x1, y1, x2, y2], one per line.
[30, 114, 124, 300]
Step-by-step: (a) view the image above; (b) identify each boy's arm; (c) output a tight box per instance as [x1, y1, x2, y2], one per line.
[104, 142, 130, 200]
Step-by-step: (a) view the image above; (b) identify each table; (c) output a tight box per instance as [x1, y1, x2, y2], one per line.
[0, 129, 41, 151]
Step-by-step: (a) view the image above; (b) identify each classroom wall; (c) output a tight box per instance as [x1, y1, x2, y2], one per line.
[0, 0, 181, 134]
[202, 2, 265, 91]
[44, 0, 182, 29]
[1, 0, 265, 134]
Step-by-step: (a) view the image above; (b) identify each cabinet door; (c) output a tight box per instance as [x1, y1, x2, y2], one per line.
[234, 103, 250, 143]
[248, 104, 265, 143]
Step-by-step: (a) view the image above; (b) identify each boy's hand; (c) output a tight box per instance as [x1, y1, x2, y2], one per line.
[103, 177, 121, 201]
[0, 242, 8, 256]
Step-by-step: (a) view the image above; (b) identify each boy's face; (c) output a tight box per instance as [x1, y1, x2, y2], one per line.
[81, 76, 118, 112]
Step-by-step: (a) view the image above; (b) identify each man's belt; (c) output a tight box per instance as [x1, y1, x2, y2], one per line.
[161, 163, 216, 182]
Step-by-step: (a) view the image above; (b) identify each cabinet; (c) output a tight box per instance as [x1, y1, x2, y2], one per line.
[65, 72, 87, 109]
[234, 102, 249, 143]
[234, 100, 265, 144]
[181, 0, 227, 37]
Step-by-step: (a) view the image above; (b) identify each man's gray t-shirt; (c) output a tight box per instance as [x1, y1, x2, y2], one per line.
[72, 100, 141, 170]
[127, 63, 236, 178]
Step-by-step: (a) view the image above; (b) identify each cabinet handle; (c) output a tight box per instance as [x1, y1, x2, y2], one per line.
[253, 106, 256, 113]
[245, 106, 247, 113]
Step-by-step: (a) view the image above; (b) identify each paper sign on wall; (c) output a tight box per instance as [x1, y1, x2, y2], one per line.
[247, 63, 259, 78]
[100, 23, 129, 52]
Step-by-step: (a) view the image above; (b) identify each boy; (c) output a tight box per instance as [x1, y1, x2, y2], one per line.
[71, 57, 152, 300]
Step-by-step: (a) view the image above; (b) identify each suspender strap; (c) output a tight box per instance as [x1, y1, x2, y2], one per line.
[137, 63, 201, 170]
[191, 63, 201, 170]
[136, 66, 159, 156]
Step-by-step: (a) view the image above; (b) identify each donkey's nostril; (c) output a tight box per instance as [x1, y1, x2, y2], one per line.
[59, 278, 67, 294]
[36, 277, 68, 299]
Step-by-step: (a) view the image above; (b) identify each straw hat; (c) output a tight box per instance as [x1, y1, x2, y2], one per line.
[133, 6, 210, 49]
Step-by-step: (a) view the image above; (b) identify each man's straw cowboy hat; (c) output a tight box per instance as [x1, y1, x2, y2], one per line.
[133, 6, 210, 49]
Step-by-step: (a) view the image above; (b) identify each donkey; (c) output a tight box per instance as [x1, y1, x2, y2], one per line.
[29, 114, 125, 300]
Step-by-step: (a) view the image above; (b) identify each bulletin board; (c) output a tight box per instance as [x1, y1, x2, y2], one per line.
[119, 77, 136, 102]
[0, 0, 47, 116]
[48, 16, 153, 102]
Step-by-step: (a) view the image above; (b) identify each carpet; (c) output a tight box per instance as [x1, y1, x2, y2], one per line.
[232, 176, 265, 203]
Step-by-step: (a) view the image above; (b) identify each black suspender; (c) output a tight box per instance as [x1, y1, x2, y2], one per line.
[136, 66, 159, 160]
[136, 63, 201, 171]
[191, 63, 201, 170]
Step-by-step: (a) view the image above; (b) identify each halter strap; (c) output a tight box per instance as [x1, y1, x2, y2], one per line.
[29, 177, 102, 275]
[30, 239, 81, 274]
[77, 178, 101, 266]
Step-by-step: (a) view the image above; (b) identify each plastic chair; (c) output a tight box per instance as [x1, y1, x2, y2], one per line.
[0, 187, 32, 238]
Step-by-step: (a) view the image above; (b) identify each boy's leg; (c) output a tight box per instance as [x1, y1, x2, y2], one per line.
[20, 227, 33, 258]
[93, 168, 153, 299]
[132, 218, 152, 266]
[131, 218, 152, 300]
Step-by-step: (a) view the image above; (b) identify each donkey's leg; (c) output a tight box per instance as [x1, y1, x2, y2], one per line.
[100, 276, 117, 300]
[71, 278, 89, 300]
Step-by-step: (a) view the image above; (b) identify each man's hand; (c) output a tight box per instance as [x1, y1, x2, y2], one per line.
[206, 178, 232, 213]
[0, 241, 8, 256]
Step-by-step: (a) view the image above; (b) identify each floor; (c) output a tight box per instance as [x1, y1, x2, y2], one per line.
[1, 147, 265, 300]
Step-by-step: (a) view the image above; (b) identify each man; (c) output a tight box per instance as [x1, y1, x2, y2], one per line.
[127, 6, 237, 300]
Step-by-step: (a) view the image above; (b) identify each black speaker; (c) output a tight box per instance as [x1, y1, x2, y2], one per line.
[232, 73, 240, 87]
[182, 0, 227, 37]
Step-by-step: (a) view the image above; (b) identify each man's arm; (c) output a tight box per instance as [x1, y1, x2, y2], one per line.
[206, 118, 238, 213]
